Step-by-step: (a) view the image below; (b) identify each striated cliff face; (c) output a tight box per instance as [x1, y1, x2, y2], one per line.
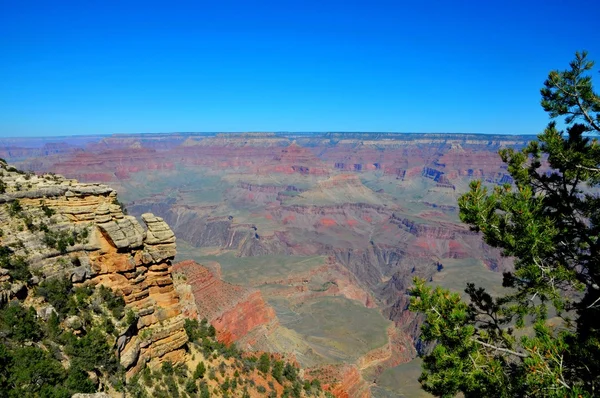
[0, 165, 187, 376]
[307, 364, 371, 398]
[172, 260, 277, 346]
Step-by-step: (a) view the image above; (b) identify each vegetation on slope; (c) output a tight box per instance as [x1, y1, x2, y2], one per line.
[126, 317, 330, 398]
[410, 51, 600, 397]
[0, 277, 128, 397]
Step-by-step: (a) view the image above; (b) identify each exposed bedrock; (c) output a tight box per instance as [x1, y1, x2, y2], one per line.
[172, 260, 278, 346]
[307, 364, 371, 398]
[0, 168, 188, 377]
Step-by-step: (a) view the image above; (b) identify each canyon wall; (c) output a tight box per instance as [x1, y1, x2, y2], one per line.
[172, 260, 278, 346]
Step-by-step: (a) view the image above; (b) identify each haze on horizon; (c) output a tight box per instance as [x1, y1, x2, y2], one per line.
[1, 0, 599, 137]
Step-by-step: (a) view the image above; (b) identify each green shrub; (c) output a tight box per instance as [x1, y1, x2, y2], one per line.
[257, 353, 270, 374]
[141, 366, 153, 387]
[200, 383, 210, 398]
[0, 303, 43, 342]
[284, 362, 297, 382]
[194, 361, 206, 380]
[221, 377, 230, 392]
[125, 375, 148, 398]
[6, 255, 31, 282]
[164, 375, 179, 398]
[272, 360, 284, 384]
[41, 203, 55, 217]
[184, 318, 200, 341]
[185, 379, 198, 394]
[37, 277, 74, 316]
[99, 285, 126, 318]
[64, 364, 96, 393]
[125, 309, 137, 327]
[9, 346, 66, 395]
[65, 328, 118, 373]
[8, 200, 22, 216]
[46, 311, 61, 338]
[161, 360, 174, 376]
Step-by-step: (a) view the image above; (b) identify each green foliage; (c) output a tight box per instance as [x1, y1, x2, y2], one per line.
[164, 374, 179, 398]
[185, 378, 198, 394]
[0, 179, 5, 194]
[161, 360, 174, 376]
[221, 377, 230, 391]
[125, 309, 137, 327]
[0, 245, 31, 282]
[7, 200, 22, 217]
[0, 246, 10, 269]
[410, 52, 600, 397]
[8, 256, 30, 282]
[0, 303, 43, 343]
[98, 285, 126, 318]
[37, 277, 74, 316]
[257, 353, 270, 374]
[125, 374, 148, 398]
[42, 228, 86, 254]
[64, 327, 118, 373]
[184, 318, 201, 341]
[0, 271, 127, 397]
[141, 366, 153, 387]
[6, 345, 67, 397]
[283, 362, 298, 382]
[0, 344, 96, 398]
[194, 361, 206, 379]
[200, 383, 210, 398]
[64, 364, 96, 393]
[272, 359, 284, 384]
[41, 203, 56, 217]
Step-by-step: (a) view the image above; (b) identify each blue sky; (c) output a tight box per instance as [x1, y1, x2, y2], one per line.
[1, 0, 599, 137]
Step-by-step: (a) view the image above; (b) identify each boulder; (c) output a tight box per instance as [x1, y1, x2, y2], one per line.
[37, 305, 57, 321]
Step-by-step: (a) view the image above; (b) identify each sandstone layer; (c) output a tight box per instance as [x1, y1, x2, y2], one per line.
[0, 166, 187, 376]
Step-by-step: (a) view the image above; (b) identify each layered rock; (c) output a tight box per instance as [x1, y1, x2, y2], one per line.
[307, 364, 371, 398]
[172, 260, 277, 345]
[0, 164, 187, 376]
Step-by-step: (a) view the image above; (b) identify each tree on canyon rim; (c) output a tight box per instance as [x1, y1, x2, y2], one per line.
[410, 51, 600, 397]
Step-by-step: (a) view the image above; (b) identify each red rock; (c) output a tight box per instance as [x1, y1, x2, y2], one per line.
[172, 260, 277, 344]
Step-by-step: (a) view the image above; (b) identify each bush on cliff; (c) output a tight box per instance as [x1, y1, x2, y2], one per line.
[410, 51, 600, 397]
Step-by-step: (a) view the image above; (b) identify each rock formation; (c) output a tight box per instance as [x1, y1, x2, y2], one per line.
[0, 164, 187, 376]
[172, 260, 277, 346]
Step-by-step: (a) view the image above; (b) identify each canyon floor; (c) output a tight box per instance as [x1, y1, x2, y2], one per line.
[2, 132, 529, 397]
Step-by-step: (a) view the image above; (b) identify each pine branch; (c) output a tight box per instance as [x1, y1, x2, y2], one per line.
[471, 339, 528, 358]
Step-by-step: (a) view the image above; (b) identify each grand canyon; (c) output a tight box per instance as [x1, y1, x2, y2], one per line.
[0, 132, 529, 397]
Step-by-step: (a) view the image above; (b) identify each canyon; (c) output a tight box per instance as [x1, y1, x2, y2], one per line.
[1, 132, 530, 397]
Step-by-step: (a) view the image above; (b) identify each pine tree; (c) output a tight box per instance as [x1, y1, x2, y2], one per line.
[410, 51, 600, 397]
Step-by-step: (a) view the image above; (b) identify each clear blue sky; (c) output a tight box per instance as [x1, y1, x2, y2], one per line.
[1, 0, 599, 137]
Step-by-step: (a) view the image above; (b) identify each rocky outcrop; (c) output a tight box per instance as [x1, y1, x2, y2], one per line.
[91, 209, 185, 375]
[0, 165, 187, 376]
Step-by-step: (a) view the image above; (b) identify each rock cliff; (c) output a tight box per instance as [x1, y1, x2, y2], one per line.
[0, 163, 187, 376]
